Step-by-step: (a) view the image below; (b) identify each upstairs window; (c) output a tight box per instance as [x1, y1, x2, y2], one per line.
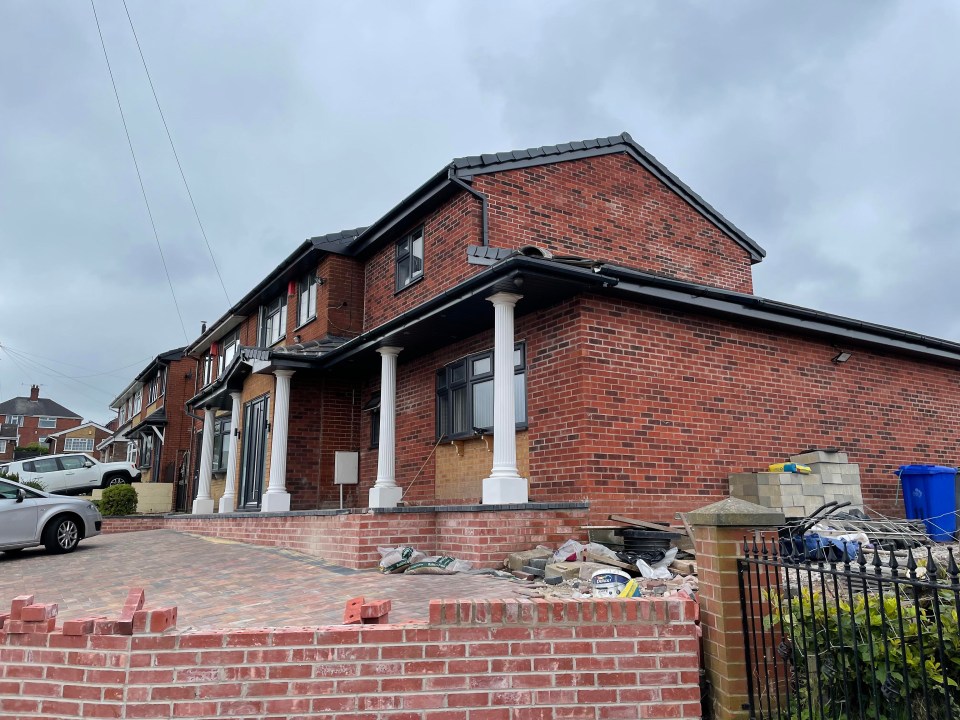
[298, 273, 318, 327]
[202, 354, 214, 386]
[5, 415, 23, 426]
[133, 389, 143, 414]
[118, 406, 126, 424]
[436, 343, 526, 440]
[395, 226, 424, 291]
[260, 295, 287, 346]
[38, 417, 57, 429]
[218, 329, 241, 375]
[147, 369, 165, 404]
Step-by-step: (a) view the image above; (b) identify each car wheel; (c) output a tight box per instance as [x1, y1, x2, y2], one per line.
[43, 516, 81, 554]
[103, 474, 128, 488]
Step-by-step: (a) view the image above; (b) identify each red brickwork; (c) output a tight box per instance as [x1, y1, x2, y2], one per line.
[100, 507, 588, 569]
[0, 596, 699, 720]
[476, 153, 755, 294]
[16, 415, 81, 448]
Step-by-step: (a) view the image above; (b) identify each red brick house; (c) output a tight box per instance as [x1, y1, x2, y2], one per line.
[184, 133, 960, 521]
[45, 421, 111, 456]
[108, 348, 197, 509]
[0, 423, 17, 462]
[0, 385, 82, 448]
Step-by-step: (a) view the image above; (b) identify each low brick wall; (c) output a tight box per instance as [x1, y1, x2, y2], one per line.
[0, 597, 700, 719]
[100, 504, 590, 569]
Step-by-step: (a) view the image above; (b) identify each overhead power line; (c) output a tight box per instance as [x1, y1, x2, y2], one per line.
[89, 0, 189, 342]
[121, 0, 231, 306]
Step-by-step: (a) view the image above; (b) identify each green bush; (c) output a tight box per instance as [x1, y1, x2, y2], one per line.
[100, 484, 137, 516]
[767, 584, 960, 720]
[0, 471, 21, 484]
[17, 478, 45, 491]
[15, 443, 49, 455]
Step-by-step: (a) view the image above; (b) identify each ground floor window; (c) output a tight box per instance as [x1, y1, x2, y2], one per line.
[211, 416, 231, 472]
[363, 394, 380, 448]
[0, 440, 6, 454]
[436, 342, 526, 440]
[126, 442, 137, 464]
[64, 437, 94, 452]
[138, 434, 154, 470]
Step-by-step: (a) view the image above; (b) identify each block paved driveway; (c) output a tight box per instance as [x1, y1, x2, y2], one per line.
[0, 530, 520, 631]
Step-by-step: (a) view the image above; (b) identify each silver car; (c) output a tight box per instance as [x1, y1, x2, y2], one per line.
[0, 477, 102, 554]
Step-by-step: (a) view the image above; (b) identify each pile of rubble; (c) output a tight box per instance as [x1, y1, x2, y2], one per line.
[502, 515, 698, 601]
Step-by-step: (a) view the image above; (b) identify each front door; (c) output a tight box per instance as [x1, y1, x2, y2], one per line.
[239, 395, 269, 509]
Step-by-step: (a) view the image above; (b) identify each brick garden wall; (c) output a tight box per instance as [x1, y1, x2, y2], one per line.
[0, 597, 699, 720]
[99, 506, 588, 570]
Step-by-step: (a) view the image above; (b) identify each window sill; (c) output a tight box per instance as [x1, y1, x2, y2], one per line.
[267, 335, 286, 349]
[394, 274, 424, 295]
[442, 424, 528, 442]
[294, 316, 316, 333]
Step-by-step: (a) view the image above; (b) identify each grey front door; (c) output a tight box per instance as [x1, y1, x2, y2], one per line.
[239, 395, 269, 509]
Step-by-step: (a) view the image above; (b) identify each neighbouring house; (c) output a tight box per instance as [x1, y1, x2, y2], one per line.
[181, 132, 960, 522]
[45, 421, 111, 456]
[0, 385, 82, 449]
[0, 423, 17, 462]
[96, 417, 132, 464]
[108, 348, 197, 509]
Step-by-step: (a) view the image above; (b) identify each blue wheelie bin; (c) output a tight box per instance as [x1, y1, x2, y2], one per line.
[896, 464, 959, 542]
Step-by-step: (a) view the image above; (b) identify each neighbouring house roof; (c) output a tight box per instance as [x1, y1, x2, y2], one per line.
[109, 347, 186, 408]
[45, 421, 110, 438]
[0, 423, 18, 440]
[0, 396, 81, 419]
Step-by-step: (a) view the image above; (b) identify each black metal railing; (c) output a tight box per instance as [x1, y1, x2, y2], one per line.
[739, 533, 960, 720]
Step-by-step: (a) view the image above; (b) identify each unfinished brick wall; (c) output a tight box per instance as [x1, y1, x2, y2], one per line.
[0, 597, 700, 720]
[99, 506, 588, 569]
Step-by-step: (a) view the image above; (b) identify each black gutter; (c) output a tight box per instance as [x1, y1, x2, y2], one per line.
[319, 255, 614, 369]
[449, 173, 489, 247]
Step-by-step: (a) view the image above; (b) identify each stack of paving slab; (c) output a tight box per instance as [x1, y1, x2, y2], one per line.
[728, 450, 863, 518]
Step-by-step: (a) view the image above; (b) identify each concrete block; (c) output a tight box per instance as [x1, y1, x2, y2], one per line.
[505, 547, 553, 572]
[790, 451, 848, 465]
[545, 562, 587, 581]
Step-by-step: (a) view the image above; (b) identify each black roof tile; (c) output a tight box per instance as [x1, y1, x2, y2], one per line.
[0, 397, 81, 419]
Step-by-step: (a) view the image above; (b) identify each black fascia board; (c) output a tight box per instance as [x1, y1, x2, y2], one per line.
[133, 347, 187, 384]
[601, 265, 960, 364]
[186, 240, 318, 356]
[344, 167, 457, 258]
[450, 136, 765, 264]
[317, 255, 614, 370]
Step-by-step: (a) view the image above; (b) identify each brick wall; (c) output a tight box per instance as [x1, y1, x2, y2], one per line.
[476, 153, 755, 294]
[100, 506, 589, 569]
[0, 597, 699, 720]
[17, 415, 82, 448]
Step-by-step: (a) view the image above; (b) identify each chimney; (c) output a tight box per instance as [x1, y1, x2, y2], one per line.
[29, 385, 40, 401]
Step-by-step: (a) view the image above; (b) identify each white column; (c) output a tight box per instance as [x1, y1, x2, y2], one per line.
[218, 392, 242, 514]
[482, 292, 529, 504]
[369, 346, 403, 508]
[261, 369, 294, 512]
[192, 407, 215, 514]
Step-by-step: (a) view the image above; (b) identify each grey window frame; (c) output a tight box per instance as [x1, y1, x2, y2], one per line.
[436, 342, 526, 441]
[297, 273, 318, 327]
[259, 294, 287, 346]
[395, 226, 425, 292]
[38, 416, 57, 429]
[211, 416, 231, 472]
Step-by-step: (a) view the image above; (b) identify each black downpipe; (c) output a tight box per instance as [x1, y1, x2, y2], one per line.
[449, 174, 489, 247]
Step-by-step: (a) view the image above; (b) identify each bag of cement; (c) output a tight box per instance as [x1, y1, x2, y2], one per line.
[378, 546, 426, 574]
[405, 556, 473, 575]
[584, 542, 619, 562]
[554, 539, 585, 562]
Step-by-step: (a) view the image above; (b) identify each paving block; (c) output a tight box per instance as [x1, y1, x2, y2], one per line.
[21, 604, 58, 622]
[522, 565, 545, 578]
[504, 547, 553, 572]
[511, 570, 535, 581]
[790, 451, 848, 465]
[343, 596, 365, 625]
[10, 595, 35, 621]
[545, 562, 586, 581]
[528, 557, 550, 570]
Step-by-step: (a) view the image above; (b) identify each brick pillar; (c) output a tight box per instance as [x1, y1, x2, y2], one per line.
[688, 497, 784, 720]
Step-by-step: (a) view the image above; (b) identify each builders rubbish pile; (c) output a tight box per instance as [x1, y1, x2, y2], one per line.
[503, 516, 699, 601]
[378, 546, 475, 575]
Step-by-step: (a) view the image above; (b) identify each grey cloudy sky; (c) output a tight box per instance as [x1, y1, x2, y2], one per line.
[1, 1, 958, 423]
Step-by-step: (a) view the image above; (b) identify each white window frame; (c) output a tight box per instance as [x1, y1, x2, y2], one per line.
[0, 440, 7, 454]
[64, 437, 95, 452]
[133, 389, 143, 414]
[126, 442, 137, 464]
[5, 415, 23, 427]
[218, 329, 241, 375]
[259, 295, 287, 346]
[38, 416, 57, 429]
[202, 354, 214, 386]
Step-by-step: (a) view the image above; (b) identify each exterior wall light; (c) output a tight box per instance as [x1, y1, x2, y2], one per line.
[832, 351, 852, 364]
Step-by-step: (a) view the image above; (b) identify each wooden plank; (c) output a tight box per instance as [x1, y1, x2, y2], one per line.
[669, 559, 697, 576]
[585, 551, 638, 573]
[608, 514, 688, 536]
[677, 512, 697, 545]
